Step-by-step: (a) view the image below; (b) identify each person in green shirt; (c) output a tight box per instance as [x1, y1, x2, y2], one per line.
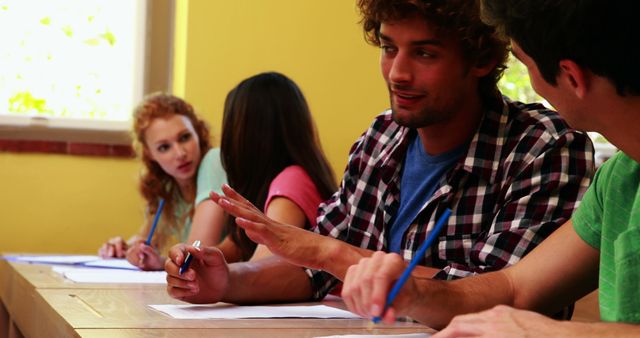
[340, 0, 640, 336]
[98, 93, 227, 271]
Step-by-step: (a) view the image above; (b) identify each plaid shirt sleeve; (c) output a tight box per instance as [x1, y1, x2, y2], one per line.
[305, 134, 366, 299]
[433, 109, 594, 279]
[305, 114, 400, 300]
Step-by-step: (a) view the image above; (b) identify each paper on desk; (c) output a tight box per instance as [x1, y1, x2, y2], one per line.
[10, 255, 100, 265]
[53, 266, 166, 284]
[7, 255, 139, 270]
[82, 259, 139, 270]
[315, 334, 431, 338]
[149, 303, 362, 319]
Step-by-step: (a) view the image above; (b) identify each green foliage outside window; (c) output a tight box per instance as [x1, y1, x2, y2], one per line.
[0, 0, 140, 121]
[498, 55, 612, 148]
[498, 55, 546, 105]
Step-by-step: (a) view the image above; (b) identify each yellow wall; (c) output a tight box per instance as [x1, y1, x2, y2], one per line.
[177, 0, 388, 173]
[0, 152, 144, 253]
[0, 0, 389, 254]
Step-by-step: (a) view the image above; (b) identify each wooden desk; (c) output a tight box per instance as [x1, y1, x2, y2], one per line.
[0, 259, 435, 337]
[0, 260, 164, 290]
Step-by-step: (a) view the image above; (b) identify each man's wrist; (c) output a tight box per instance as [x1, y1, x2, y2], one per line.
[319, 238, 367, 280]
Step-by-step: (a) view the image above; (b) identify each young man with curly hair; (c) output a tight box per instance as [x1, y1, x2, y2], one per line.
[341, 1, 640, 336]
[164, 0, 593, 309]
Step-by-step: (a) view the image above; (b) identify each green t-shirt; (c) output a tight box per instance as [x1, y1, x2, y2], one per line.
[152, 148, 227, 255]
[573, 151, 640, 323]
[195, 148, 227, 205]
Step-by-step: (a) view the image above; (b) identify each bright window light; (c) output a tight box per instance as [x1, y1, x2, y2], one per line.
[0, 0, 146, 131]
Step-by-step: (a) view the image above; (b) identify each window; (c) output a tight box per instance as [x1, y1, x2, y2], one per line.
[0, 0, 154, 145]
[499, 55, 616, 166]
[498, 54, 547, 105]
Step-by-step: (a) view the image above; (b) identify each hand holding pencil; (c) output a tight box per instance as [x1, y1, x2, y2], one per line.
[125, 199, 166, 271]
[341, 209, 452, 323]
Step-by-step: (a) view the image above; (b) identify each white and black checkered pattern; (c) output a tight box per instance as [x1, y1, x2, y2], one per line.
[308, 97, 594, 300]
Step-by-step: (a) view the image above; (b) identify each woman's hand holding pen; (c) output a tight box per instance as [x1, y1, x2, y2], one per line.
[165, 243, 230, 304]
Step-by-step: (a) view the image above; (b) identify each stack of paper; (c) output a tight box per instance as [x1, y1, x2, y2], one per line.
[5, 254, 165, 284]
[149, 303, 362, 319]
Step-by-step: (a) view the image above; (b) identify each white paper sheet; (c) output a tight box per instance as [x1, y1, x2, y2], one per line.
[315, 334, 431, 338]
[10, 255, 100, 265]
[61, 267, 166, 284]
[82, 259, 139, 270]
[7, 255, 139, 270]
[149, 303, 362, 319]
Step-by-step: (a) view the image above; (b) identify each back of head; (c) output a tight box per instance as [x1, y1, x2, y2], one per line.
[357, 0, 509, 103]
[221, 72, 337, 258]
[221, 72, 311, 197]
[481, 0, 640, 96]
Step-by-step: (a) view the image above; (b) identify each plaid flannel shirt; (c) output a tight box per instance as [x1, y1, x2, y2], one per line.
[307, 98, 594, 300]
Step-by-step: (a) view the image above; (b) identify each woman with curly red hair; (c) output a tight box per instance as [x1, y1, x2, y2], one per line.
[98, 93, 227, 270]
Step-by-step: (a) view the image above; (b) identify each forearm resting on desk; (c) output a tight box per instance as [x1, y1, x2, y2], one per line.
[223, 256, 313, 304]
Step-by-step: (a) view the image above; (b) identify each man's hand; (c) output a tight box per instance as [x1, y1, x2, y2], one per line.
[433, 305, 561, 338]
[342, 251, 419, 323]
[165, 243, 230, 304]
[210, 184, 332, 270]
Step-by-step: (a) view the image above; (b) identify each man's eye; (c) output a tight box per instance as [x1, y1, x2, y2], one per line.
[380, 45, 396, 54]
[416, 50, 433, 58]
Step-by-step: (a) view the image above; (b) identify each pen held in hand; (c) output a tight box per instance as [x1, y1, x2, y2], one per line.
[146, 198, 166, 246]
[372, 208, 452, 324]
[179, 240, 201, 275]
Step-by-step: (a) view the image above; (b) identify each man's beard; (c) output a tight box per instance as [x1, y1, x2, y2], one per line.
[390, 103, 450, 128]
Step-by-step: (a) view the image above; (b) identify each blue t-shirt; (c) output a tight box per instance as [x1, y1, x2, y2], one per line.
[388, 135, 467, 253]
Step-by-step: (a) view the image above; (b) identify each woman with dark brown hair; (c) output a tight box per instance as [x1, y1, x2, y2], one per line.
[98, 93, 227, 270]
[211, 72, 337, 262]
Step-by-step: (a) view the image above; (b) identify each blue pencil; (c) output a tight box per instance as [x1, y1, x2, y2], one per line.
[372, 208, 452, 324]
[146, 198, 165, 246]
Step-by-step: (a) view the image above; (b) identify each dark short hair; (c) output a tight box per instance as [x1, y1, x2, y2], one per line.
[481, 0, 640, 96]
[357, 0, 509, 102]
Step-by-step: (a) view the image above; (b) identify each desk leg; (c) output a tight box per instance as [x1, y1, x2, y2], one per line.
[7, 321, 23, 338]
[0, 301, 10, 338]
[1, 302, 23, 338]
[0, 301, 7, 338]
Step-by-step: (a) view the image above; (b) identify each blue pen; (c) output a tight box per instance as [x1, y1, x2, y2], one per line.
[179, 240, 201, 275]
[146, 198, 165, 246]
[372, 208, 452, 324]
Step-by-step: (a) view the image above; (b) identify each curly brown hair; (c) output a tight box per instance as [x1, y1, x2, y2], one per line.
[133, 93, 212, 247]
[357, 0, 508, 104]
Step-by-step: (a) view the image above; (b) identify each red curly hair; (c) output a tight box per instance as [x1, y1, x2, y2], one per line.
[132, 93, 212, 247]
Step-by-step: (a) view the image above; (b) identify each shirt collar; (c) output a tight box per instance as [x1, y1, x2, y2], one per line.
[460, 96, 510, 184]
[380, 97, 511, 185]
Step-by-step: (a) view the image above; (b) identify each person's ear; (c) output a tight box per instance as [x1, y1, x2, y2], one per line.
[470, 56, 497, 78]
[558, 60, 589, 99]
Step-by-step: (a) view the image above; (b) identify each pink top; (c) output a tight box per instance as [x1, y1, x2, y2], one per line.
[265, 165, 323, 229]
